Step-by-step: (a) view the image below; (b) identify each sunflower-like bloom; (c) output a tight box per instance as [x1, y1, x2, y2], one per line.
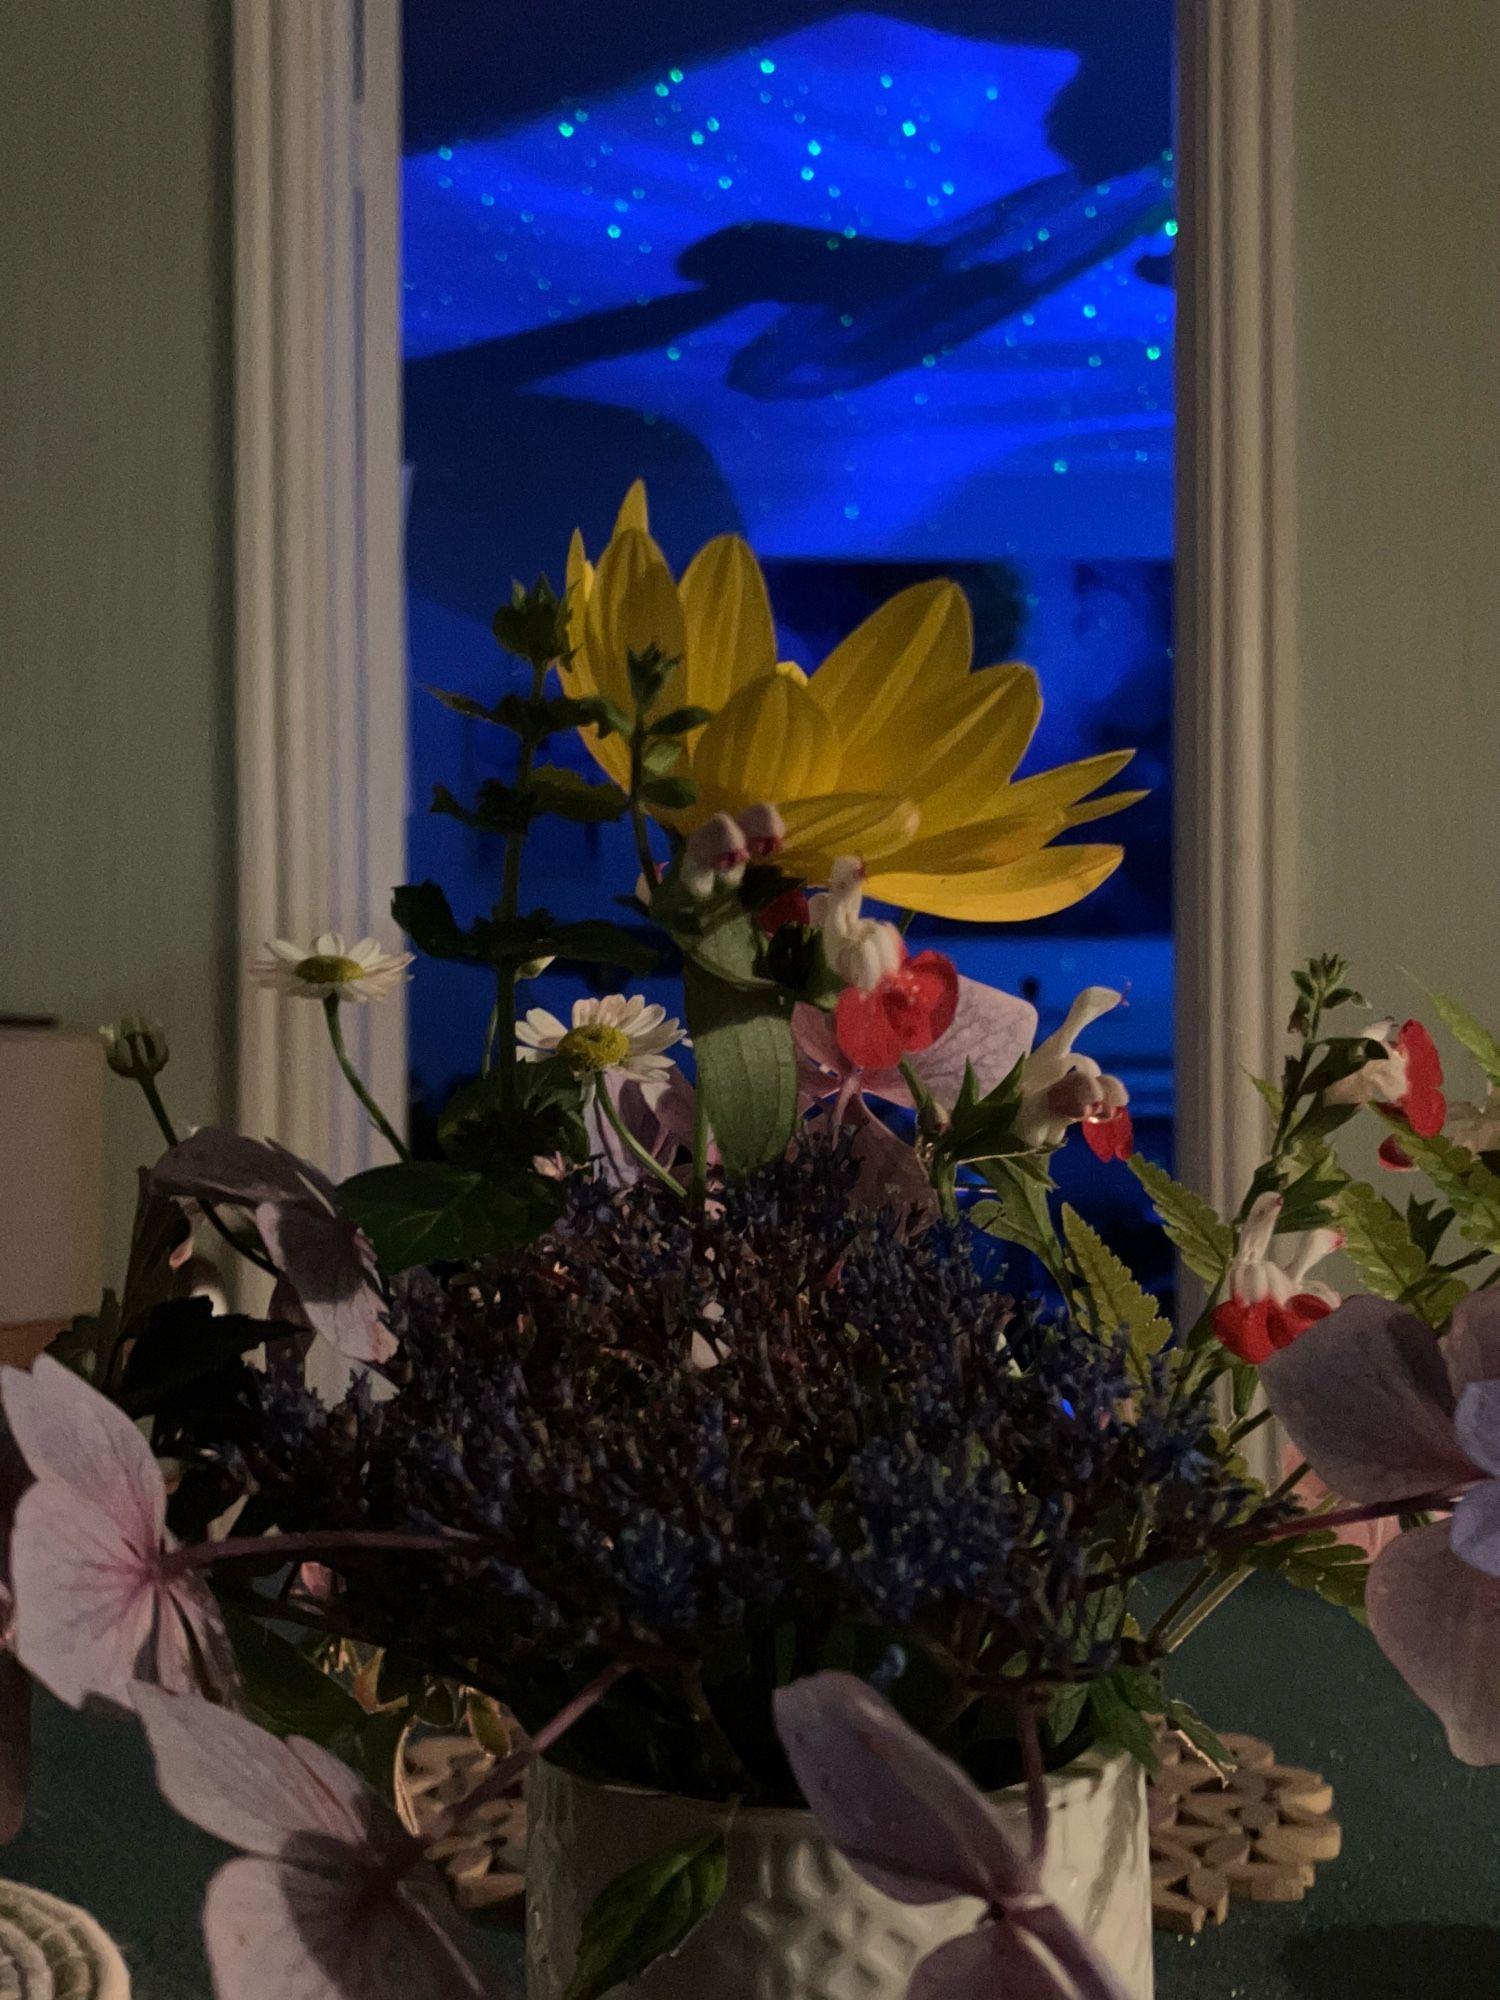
[564, 483, 1143, 920]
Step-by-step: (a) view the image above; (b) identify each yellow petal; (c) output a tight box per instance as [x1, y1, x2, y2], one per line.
[852, 663, 1042, 820]
[678, 535, 777, 718]
[867, 845, 1123, 921]
[776, 792, 921, 873]
[1063, 787, 1149, 829]
[584, 527, 685, 714]
[1001, 749, 1137, 817]
[564, 529, 595, 678]
[613, 480, 649, 537]
[876, 813, 1064, 876]
[807, 579, 972, 759]
[690, 674, 842, 807]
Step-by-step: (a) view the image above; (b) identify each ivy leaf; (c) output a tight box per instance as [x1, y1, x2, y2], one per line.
[1126, 1157, 1234, 1284]
[1061, 1206, 1172, 1357]
[684, 956, 797, 1177]
[564, 1832, 728, 2000]
[1086, 1672, 1161, 1771]
[338, 1161, 564, 1272]
[1428, 988, 1500, 1088]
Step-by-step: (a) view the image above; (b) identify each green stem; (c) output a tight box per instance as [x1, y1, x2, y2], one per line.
[627, 723, 661, 892]
[597, 1081, 687, 1197]
[1157, 1566, 1253, 1655]
[491, 659, 552, 1093]
[322, 997, 410, 1160]
[1230, 1405, 1275, 1445]
[690, 1078, 710, 1207]
[134, 1075, 278, 1278]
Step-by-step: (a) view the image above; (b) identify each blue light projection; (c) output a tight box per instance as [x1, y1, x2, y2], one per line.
[403, 13, 1175, 559]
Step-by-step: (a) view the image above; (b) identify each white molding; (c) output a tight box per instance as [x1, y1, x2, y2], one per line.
[1176, 0, 1298, 1475]
[1176, 0, 1299, 1216]
[232, 0, 407, 1180]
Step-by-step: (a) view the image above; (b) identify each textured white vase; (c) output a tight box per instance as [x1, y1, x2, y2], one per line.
[527, 1746, 1152, 2000]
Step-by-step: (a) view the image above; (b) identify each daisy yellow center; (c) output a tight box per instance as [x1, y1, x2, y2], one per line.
[557, 1023, 632, 1073]
[295, 953, 366, 986]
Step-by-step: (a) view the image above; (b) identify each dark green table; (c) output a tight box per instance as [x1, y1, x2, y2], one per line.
[8, 1578, 1500, 1997]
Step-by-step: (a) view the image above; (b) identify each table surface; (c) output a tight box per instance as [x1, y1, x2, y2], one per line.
[7, 1575, 1499, 1998]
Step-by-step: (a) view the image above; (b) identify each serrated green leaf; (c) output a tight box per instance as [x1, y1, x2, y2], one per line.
[1161, 1698, 1236, 1775]
[647, 704, 714, 737]
[530, 767, 631, 823]
[1402, 1131, 1500, 1252]
[1087, 1673, 1160, 1771]
[1429, 989, 1500, 1088]
[550, 920, 660, 974]
[641, 774, 698, 810]
[1061, 1205, 1172, 1357]
[564, 1832, 728, 2000]
[1126, 1157, 1234, 1284]
[1333, 1180, 1426, 1299]
[392, 881, 486, 963]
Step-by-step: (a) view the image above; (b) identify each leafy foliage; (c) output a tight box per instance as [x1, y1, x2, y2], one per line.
[1125, 1158, 1234, 1285]
[564, 1833, 728, 2000]
[1061, 1206, 1171, 1359]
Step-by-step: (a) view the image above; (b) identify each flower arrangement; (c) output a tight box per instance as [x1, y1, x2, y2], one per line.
[9, 485, 1500, 1998]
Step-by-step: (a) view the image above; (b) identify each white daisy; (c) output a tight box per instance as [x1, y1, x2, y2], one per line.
[516, 993, 687, 1095]
[251, 932, 414, 1005]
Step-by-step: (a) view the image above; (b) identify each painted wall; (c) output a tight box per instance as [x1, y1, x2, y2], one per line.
[0, 3, 234, 1266]
[1293, 1, 1500, 1091]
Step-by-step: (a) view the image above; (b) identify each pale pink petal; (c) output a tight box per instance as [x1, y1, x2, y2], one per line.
[889, 977, 1038, 1110]
[134, 1684, 389, 1856]
[1019, 1901, 1135, 2000]
[255, 1201, 395, 1365]
[1366, 1523, 1500, 1764]
[1445, 1290, 1500, 1401]
[9, 1483, 157, 1707]
[1454, 1381, 1500, 1481]
[1449, 1476, 1500, 1578]
[1, 1356, 164, 1549]
[153, 1578, 241, 1703]
[204, 1857, 492, 2000]
[1259, 1298, 1475, 1503]
[773, 1672, 1030, 1907]
[792, 1004, 847, 1085]
[908, 1923, 1065, 2000]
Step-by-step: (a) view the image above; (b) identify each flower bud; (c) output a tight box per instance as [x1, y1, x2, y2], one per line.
[100, 1016, 170, 1080]
[682, 813, 750, 900]
[739, 802, 786, 859]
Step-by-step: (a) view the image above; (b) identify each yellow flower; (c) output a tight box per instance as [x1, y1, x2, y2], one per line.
[564, 484, 1143, 920]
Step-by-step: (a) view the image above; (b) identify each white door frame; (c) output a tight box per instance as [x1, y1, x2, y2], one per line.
[230, 0, 1300, 1258]
[231, 0, 406, 1180]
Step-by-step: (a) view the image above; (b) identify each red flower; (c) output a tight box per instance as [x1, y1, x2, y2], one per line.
[836, 949, 959, 1071]
[1212, 1291, 1335, 1366]
[1394, 1019, 1445, 1136]
[1082, 1105, 1134, 1162]
[756, 886, 812, 936]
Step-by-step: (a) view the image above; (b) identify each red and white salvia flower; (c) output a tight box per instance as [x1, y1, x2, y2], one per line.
[1324, 1017, 1445, 1168]
[811, 858, 959, 1071]
[1015, 987, 1133, 1161]
[774, 1672, 1129, 2000]
[681, 812, 750, 899]
[1210, 1192, 1343, 1366]
[134, 1686, 499, 2000]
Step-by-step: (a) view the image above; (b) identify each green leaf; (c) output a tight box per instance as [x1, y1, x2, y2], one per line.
[1429, 988, 1500, 1088]
[1402, 1131, 1500, 1253]
[550, 920, 660, 974]
[640, 738, 685, 778]
[117, 1298, 283, 1415]
[392, 881, 486, 963]
[223, 1610, 405, 1797]
[438, 1058, 589, 1176]
[627, 646, 675, 714]
[647, 705, 714, 737]
[338, 1161, 564, 1271]
[1161, 1697, 1235, 1776]
[1061, 1205, 1172, 1356]
[530, 767, 631, 823]
[493, 574, 569, 667]
[1087, 1673, 1161, 1771]
[564, 1832, 728, 2000]
[1333, 1181, 1426, 1300]
[1126, 1157, 1234, 1284]
[640, 774, 698, 810]
[684, 955, 797, 1177]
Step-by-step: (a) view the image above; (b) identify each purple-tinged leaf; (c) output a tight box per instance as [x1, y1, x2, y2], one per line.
[773, 1671, 1028, 1907]
[906, 1924, 1057, 2000]
[1259, 1298, 1474, 1503]
[1449, 1472, 1500, 1577]
[1443, 1289, 1500, 1399]
[1454, 1380, 1500, 1483]
[1366, 1524, 1500, 1764]
[151, 1130, 320, 1211]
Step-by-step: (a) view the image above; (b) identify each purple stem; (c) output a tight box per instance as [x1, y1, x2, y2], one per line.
[1013, 1691, 1048, 1871]
[171, 1527, 485, 1576]
[1020, 1902, 1132, 2000]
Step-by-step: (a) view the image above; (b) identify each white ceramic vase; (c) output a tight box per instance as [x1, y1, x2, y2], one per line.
[526, 1746, 1152, 2000]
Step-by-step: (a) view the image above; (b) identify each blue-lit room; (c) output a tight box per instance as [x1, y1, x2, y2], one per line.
[5, 4, 1500, 1997]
